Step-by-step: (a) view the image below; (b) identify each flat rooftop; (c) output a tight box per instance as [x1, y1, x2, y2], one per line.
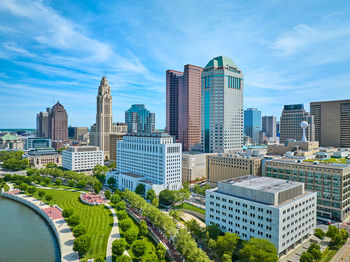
[268, 158, 350, 170]
[221, 176, 303, 194]
[125, 132, 172, 138]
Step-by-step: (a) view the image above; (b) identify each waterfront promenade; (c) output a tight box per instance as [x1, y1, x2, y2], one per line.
[2, 188, 79, 262]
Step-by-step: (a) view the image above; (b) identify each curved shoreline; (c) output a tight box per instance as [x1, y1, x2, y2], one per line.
[2, 191, 79, 262]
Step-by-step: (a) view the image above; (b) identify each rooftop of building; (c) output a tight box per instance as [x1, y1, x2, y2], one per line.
[210, 153, 262, 160]
[122, 172, 144, 178]
[124, 132, 172, 138]
[220, 175, 303, 194]
[310, 99, 350, 104]
[268, 158, 350, 170]
[204, 56, 239, 70]
[26, 148, 58, 155]
[0, 133, 19, 141]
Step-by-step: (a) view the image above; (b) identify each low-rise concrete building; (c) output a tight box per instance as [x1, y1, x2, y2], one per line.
[182, 153, 217, 183]
[25, 138, 51, 150]
[23, 148, 62, 168]
[206, 176, 316, 256]
[263, 158, 350, 221]
[62, 146, 104, 172]
[206, 154, 262, 184]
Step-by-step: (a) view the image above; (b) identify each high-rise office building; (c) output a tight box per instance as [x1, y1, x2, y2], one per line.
[244, 108, 261, 143]
[280, 104, 314, 143]
[310, 99, 350, 147]
[262, 116, 277, 138]
[36, 111, 49, 138]
[125, 104, 155, 133]
[166, 70, 183, 140]
[90, 77, 113, 159]
[201, 56, 244, 153]
[48, 101, 68, 141]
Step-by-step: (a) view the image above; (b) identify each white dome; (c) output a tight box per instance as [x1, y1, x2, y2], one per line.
[300, 121, 309, 128]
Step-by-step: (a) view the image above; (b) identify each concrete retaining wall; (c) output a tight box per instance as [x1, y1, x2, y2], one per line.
[2, 193, 63, 261]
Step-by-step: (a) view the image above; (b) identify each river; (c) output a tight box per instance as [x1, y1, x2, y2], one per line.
[0, 196, 60, 262]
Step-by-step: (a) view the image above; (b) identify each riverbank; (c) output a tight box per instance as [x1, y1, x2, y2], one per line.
[2, 190, 79, 262]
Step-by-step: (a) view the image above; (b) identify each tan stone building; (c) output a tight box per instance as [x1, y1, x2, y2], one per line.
[182, 153, 217, 183]
[23, 149, 62, 168]
[310, 99, 350, 147]
[268, 141, 319, 156]
[109, 123, 127, 162]
[206, 154, 262, 183]
[263, 159, 350, 221]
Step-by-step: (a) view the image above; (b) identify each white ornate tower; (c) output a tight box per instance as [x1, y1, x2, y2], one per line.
[91, 76, 113, 159]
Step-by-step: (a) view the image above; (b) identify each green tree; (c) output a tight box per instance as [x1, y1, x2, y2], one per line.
[300, 252, 314, 262]
[139, 220, 148, 236]
[94, 182, 102, 194]
[77, 180, 86, 189]
[46, 163, 58, 168]
[94, 257, 104, 262]
[132, 239, 147, 257]
[3, 158, 29, 171]
[185, 219, 205, 240]
[215, 232, 239, 257]
[55, 178, 62, 186]
[159, 189, 176, 206]
[116, 255, 131, 262]
[339, 228, 349, 243]
[108, 161, 117, 169]
[307, 243, 322, 261]
[206, 224, 222, 240]
[62, 208, 74, 218]
[330, 234, 343, 248]
[112, 238, 129, 256]
[105, 190, 111, 200]
[44, 177, 51, 185]
[169, 209, 181, 220]
[73, 225, 87, 237]
[119, 218, 133, 232]
[174, 188, 190, 204]
[152, 197, 159, 207]
[93, 164, 109, 183]
[315, 228, 325, 240]
[116, 210, 128, 220]
[146, 189, 156, 202]
[115, 200, 126, 211]
[38, 190, 45, 198]
[68, 179, 75, 187]
[111, 194, 121, 205]
[239, 238, 278, 262]
[58, 147, 66, 154]
[27, 186, 37, 195]
[156, 243, 166, 260]
[68, 215, 80, 227]
[73, 235, 91, 257]
[19, 182, 28, 191]
[182, 181, 190, 190]
[326, 225, 338, 238]
[108, 177, 116, 187]
[135, 184, 146, 197]
[124, 227, 139, 244]
[222, 253, 232, 262]
[45, 194, 53, 203]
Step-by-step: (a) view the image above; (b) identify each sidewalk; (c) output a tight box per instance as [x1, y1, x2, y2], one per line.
[330, 238, 350, 262]
[105, 203, 129, 262]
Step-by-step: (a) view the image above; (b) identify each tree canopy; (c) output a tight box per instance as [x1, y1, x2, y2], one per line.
[239, 238, 278, 262]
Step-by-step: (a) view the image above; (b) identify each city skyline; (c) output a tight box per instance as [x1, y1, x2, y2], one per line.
[1, 0, 350, 128]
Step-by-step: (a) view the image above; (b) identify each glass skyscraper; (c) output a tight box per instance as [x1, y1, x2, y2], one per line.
[244, 108, 262, 143]
[201, 56, 244, 153]
[125, 104, 155, 133]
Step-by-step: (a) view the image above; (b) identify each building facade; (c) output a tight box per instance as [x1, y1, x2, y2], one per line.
[263, 159, 350, 221]
[23, 149, 62, 168]
[262, 116, 277, 139]
[182, 153, 216, 183]
[166, 70, 183, 140]
[206, 154, 262, 183]
[244, 108, 262, 143]
[47, 101, 68, 141]
[280, 104, 314, 143]
[90, 77, 113, 159]
[109, 123, 128, 162]
[310, 99, 350, 147]
[25, 138, 51, 150]
[201, 56, 244, 153]
[0, 133, 23, 150]
[62, 146, 104, 171]
[36, 111, 49, 138]
[206, 176, 316, 256]
[125, 104, 155, 133]
[116, 133, 182, 190]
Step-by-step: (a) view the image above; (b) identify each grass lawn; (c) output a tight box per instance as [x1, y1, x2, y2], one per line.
[33, 189, 113, 261]
[173, 202, 205, 215]
[320, 247, 338, 262]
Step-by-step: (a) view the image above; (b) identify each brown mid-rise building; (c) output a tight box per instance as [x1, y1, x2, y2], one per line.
[206, 154, 262, 183]
[166, 65, 203, 151]
[310, 99, 350, 148]
[109, 123, 128, 162]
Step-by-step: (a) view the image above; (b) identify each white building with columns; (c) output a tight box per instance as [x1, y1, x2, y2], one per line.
[205, 176, 316, 256]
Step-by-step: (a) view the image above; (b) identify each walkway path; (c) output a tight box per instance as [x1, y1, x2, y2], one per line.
[330, 238, 350, 262]
[105, 203, 129, 262]
[2, 189, 79, 262]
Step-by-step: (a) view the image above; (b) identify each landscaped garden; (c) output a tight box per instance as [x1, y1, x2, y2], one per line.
[32, 189, 113, 261]
[173, 202, 205, 215]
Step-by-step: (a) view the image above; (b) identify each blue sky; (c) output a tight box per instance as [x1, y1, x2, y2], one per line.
[0, 0, 350, 129]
